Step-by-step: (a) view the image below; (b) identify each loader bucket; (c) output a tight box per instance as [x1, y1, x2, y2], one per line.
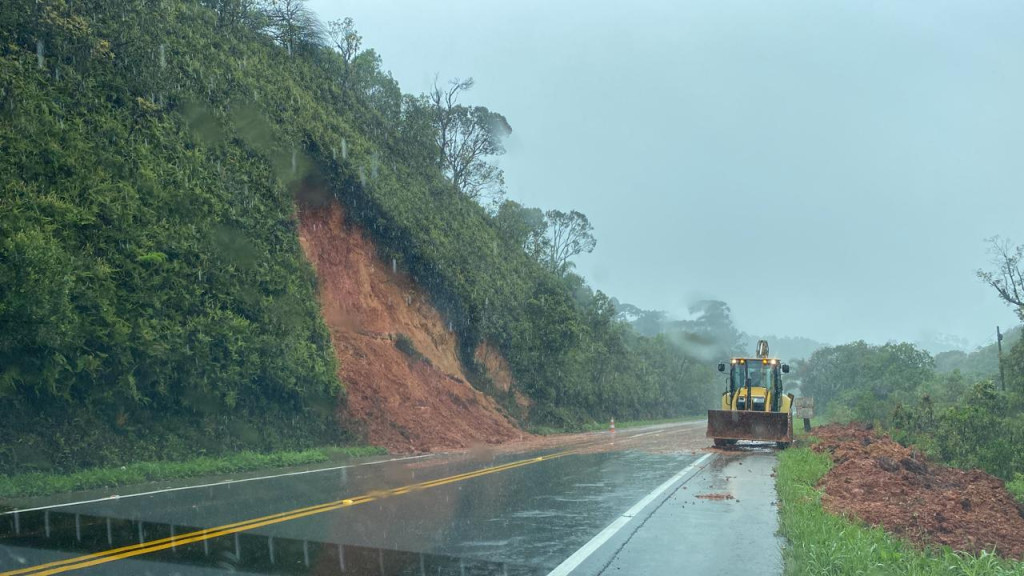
[706, 410, 793, 444]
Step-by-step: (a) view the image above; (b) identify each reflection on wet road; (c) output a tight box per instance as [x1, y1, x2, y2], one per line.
[1, 422, 722, 575]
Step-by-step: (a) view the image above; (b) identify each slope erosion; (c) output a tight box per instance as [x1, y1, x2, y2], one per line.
[298, 201, 523, 451]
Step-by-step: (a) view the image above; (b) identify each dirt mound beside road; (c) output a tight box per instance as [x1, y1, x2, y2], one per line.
[811, 424, 1024, 559]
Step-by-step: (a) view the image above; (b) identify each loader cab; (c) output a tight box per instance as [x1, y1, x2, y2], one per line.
[717, 358, 790, 412]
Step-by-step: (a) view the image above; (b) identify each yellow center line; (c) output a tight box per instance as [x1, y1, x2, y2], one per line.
[3, 448, 580, 576]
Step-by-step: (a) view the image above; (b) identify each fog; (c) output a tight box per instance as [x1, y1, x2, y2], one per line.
[309, 0, 1024, 351]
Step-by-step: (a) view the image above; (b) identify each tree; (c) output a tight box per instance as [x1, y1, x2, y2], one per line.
[978, 237, 1024, 321]
[326, 17, 361, 87]
[326, 17, 361, 63]
[800, 341, 933, 422]
[349, 49, 402, 122]
[259, 0, 323, 56]
[429, 78, 511, 203]
[202, 0, 263, 29]
[493, 200, 548, 259]
[543, 209, 596, 274]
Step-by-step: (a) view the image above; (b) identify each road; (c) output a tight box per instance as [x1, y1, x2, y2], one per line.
[0, 421, 783, 576]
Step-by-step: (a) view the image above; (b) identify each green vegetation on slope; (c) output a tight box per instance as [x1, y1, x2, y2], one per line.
[1, 0, 719, 475]
[1, 1, 346, 474]
[777, 446, 1024, 576]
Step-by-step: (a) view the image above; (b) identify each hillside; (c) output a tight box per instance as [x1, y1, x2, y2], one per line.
[934, 326, 1021, 377]
[297, 200, 523, 451]
[0, 0, 716, 474]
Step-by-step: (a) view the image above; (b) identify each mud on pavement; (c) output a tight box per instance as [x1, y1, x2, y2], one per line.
[811, 424, 1024, 559]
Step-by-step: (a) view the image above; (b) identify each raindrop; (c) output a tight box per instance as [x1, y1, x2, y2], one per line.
[331, 147, 336, 160]
[36, 39, 44, 69]
[340, 139, 348, 160]
[291, 149, 297, 174]
[359, 166, 366, 187]
[159, 43, 166, 68]
[392, 258, 396, 274]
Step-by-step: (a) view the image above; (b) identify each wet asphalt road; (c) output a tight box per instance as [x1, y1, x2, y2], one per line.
[0, 421, 783, 576]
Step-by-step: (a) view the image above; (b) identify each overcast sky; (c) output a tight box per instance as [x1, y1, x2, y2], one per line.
[309, 0, 1024, 351]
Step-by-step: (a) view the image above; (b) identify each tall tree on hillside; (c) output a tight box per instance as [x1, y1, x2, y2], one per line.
[259, 0, 323, 56]
[493, 201, 548, 259]
[326, 16, 361, 87]
[430, 78, 512, 203]
[203, 0, 263, 28]
[978, 237, 1024, 321]
[543, 210, 596, 274]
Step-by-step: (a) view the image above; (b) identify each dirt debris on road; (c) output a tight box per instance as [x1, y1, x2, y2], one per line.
[696, 493, 735, 501]
[811, 424, 1024, 559]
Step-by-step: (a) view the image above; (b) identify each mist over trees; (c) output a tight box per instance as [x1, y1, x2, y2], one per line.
[611, 298, 827, 362]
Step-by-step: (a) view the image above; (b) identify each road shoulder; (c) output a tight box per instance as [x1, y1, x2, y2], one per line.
[559, 450, 783, 576]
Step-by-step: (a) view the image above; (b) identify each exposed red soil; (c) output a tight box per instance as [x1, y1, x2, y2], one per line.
[296, 200, 525, 452]
[474, 343, 514, 393]
[474, 342, 531, 413]
[811, 424, 1024, 559]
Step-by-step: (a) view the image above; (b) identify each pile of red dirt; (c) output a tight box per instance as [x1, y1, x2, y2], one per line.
[297, 200, 526, 452]
[811, 424, 1024, 559]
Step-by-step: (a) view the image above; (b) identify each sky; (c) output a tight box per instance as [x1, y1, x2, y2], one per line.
[308, 0, 1024, 351]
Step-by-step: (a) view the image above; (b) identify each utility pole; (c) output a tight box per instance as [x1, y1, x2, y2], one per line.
[997, 326, 1006, 392]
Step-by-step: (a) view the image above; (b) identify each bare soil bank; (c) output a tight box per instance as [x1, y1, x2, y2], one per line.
[297, 200, 524, 452]
[812, 424, 1024, 559]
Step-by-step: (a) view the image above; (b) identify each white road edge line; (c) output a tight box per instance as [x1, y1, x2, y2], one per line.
[546, 452, 715, 576]
[2, 453, 434, 515]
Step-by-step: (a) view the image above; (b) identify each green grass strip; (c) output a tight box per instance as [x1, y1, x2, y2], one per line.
[0, 445, 386, 500]
[776, 445, 1024, 575]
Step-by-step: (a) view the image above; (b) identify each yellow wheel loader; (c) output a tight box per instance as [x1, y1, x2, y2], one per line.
[707, 340, 795, 448]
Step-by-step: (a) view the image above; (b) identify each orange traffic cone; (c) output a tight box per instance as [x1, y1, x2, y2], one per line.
[610, 418, 616, 433]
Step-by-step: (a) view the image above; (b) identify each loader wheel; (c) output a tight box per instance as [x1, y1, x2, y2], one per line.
[776, 442, 790, 449]
[713, 438, 727, 447]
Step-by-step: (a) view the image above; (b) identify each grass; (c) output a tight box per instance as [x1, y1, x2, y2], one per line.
[1009, 474, 1024, 505]
[527, 415, 704, 436]
[776, 443, 1024, 575]
[0, 445, 386, 500]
